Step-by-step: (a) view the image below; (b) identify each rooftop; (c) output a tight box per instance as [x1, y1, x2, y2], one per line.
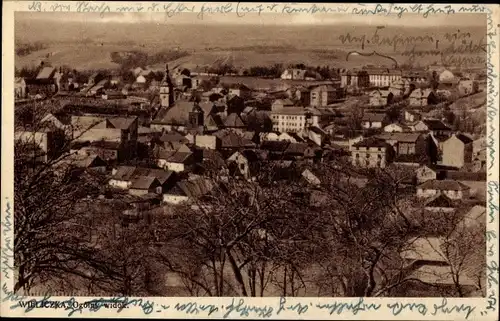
[353, 137, 389, 148]
[376, 132, 422, 143]
[422, 119, 451, 131]
[418, 179, 470, 191]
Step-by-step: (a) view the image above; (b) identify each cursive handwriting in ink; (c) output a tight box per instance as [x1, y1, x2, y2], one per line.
[174, 301, 219, 316]
[75, 1, 111, 17]
[1, 201, 14, 279]
[432, 298, 476, 320]
[276, 297, 309, 315]
[223, 298, 274, 319]
[387, 301, 428, 316]
[316, 297, 381, 315]
[197, 3, 234, 20]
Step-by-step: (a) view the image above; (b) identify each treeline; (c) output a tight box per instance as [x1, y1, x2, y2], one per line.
[110, 50, 190, 70]
[15, 42, 47, 57]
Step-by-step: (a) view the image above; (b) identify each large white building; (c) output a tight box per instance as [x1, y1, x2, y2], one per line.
[270, 107, 322, 133]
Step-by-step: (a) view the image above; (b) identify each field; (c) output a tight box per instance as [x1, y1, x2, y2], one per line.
[15, 18, 487, 71]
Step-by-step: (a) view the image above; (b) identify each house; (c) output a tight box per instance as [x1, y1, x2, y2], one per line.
[330, 134, 363, 151]
[351, 137, 394, 168]
[136, 75, 147, 84]
[340, 69, 370, 88]
[413, 119, 452, 137]
[186, 134, 220, 150]
[400, 236, 480, 296]
[402, 70, 428, 84]
[41, 113, 72, 132]
[156, 147, 195, 172]
[403, 110, 422, 123]
[423, 194, 457, 213]
[458, 79, 479, 96]
[364, 68, 402, 87]
[73, 118, 135, 157]
[416, 179, 470, 200]
[224, 113, 245, 129]
[383, 123, 409, 133]
[302, 169, 321, 185]
[129, 176, 162, 197]
[271, 99, 295, 111]
[26, 71, 58, 97]
[304, 126, 327, 147]
[472, 148, 486, 172]
[409, 88, 437, 107]
[109, 166, 176, 192]
[214, 129, 256, 151]
[376, 132, 428, 157]
[286, 86, 312, 106]
[36, 66, 57, 81]
[270, 107, 322, 133]
[15, 77, 26, 99]
[280, 69, 306, 80]
[388, 79, 408, 97]
[57, 154, 108, 174]
[109, 166, 138, 189]
[163, 177, 213, 204]
[310, 85, 339, 107]
[102, 91, 126, 100]
[361, 113, 388, 129]
[416, 164, 441, 184]
[227, 83, 252, 99]
[438, 69, 455, 82]
[87, 71, 106, 87]
[132, 67, 144, 77]
[227, 151, 252, 180]
[370, 89, 392, 107]
[15, 129, 63, 163]
[441, 133, 474, 169]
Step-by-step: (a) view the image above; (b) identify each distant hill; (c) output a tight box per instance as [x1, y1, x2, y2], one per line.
[15, 19, 487, 71]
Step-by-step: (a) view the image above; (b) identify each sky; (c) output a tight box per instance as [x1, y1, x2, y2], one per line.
[16, 10, 485, 27]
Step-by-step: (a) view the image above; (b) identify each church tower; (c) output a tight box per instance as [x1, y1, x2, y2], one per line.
[159, 64, 174, 108]
[189, 103, 205, 128]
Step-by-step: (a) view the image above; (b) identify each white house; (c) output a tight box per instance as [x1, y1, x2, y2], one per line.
[109, 166, 138, 189]
[361, 113, 388, 129]
[384, 123, 408, 133]
[416, 179, 470, 200]
[136, 75, 147, 84]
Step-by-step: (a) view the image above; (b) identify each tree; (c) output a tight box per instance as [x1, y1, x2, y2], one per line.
[295, 162, 423, 297]
[13, 102, 147, 296]
[151, 163, 313, 296]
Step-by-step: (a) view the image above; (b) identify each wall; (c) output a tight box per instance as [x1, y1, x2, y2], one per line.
[460, 181, 486, 201]
[108, 179, 131, 189]
[129, 188, 149, 196]
[163, 194, 189, 204]
[417, 188, 438, 198]
[158, 160, 185, 172]
[443, 189, 466, 200]
[191, 135, 218, 149]
[416, 167, 437, 184]
[351, 147, 387, 168]
[442, 139, 465, 168]
[384, 124, 403, 132]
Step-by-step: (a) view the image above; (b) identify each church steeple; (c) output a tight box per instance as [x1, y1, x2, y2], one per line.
[159, 64, 174, 108]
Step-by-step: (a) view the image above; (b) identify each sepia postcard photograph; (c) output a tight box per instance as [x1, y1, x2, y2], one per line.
[1, 1, 499, 320]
